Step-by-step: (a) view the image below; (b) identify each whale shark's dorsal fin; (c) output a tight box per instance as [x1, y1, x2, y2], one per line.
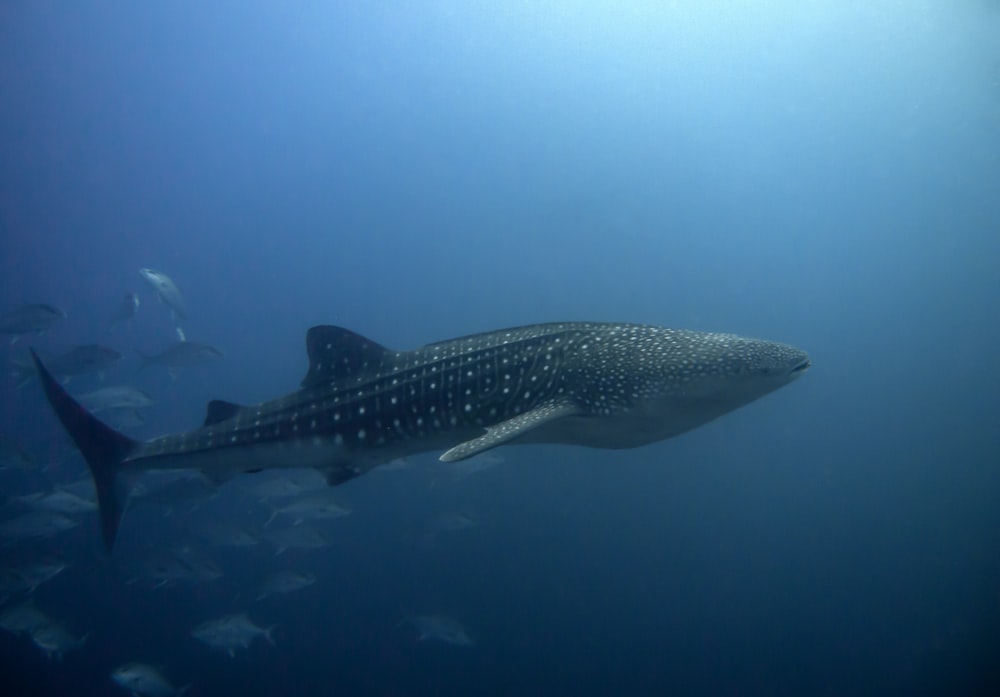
[302, 326, 392, 388]
[204, 399, 243, 426]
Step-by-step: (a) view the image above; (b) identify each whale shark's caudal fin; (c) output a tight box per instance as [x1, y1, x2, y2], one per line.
[31, 349, 136, 551]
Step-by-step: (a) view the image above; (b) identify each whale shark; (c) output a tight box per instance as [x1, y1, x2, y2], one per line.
[31, 322, 809, 550]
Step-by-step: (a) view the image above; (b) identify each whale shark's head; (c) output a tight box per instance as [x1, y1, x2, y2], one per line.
[632, 330, 810, 419]
[556, 326, 810, 447]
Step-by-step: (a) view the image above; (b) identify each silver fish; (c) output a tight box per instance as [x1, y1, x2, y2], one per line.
[0, 511, 78, 541]
[262, 524, 327, 556]
[129, 471, 217, 512]
[0, 304, 66, 343]
[30, 622, 89, 660]
[16, 489, 97, 515]
[0, 437, 36, 471]
[76, 385, 154, 413]
[109, 292, 140, 332]
[0, 602, 54, 635]
[137, 341, 223, 371]
[0, 558, 69, 594]
[406, 614, 475, 646]
[264, 491, 351, 526]
[14, 344, 122, 386]
[241, 469, 327, 501]
[191, 613, 274, 657]
[139, 268, 186, 320]
[124, 546, 223, 588]
[111, 662, 188, 697]
[193, 522, 259, 548]
[255, 569, 316, 601]
[428, 511, 478, 534]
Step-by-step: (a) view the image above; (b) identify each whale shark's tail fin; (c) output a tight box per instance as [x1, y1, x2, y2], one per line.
[31, 349, 137, 550]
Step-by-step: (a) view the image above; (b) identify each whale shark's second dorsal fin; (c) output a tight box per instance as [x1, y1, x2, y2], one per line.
[204, 399, 244, 426]
[302, 326, 392, 388]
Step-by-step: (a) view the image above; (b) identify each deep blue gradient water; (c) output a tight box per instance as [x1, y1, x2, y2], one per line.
[1, 2, 998, 695]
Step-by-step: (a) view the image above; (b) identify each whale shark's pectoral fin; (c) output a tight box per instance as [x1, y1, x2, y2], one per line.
[439, 400, 581, 462]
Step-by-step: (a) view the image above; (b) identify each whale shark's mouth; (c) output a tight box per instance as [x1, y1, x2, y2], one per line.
[791, 359, 811, 373]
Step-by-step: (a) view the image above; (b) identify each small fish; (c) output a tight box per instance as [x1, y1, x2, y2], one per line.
[428, 511, 478, 534]
[255, 569, 316, 601]
[99, 408, 147, 431]
[262, 524, 327, 556]
[111, 662, 189, 697]
[109, 292, 140, 332]
[375, 458, 413, 473]
[76, 385, 154, 413]
[0, 437, 36, 471]
[30, 622, 89, 660]
[193, 522, 259, 548]
[124, 546, 222, 588]
[59, 477, 97, 501]
[130, 471, 217, 513]
[417, 511, 479, 548]
[138, 341, 223, 371]
[405, 614, 475, 647]
[139, 268, 186, 320]
[0, 304, 66, 344]
[265, 491, 351, 526]
[0, 602, 54, 635]
[191, 613, 275, 657]
[0, 511, 78, 541]
[14, 345, 123, 386]
[17, 489, 98, 515]
[241, 470, 327, 501]
[0, 558, 69, 594]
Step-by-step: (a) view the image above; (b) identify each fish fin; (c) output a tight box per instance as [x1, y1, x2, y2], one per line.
[439, 400, 581, 462]
[203, 400, 243, 426]
[301, 326, 392, 387]
[31, 349, 137, 551]
[175, 326, 186, 341]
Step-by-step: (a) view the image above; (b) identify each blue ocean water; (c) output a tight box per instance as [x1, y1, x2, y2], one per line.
[1, 1, 998, 694]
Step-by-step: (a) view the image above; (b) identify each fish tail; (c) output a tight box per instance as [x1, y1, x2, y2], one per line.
[31, 349, 137, 551]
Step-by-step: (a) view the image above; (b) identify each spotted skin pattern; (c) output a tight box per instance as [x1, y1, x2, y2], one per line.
[32, 322, 810, 549]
